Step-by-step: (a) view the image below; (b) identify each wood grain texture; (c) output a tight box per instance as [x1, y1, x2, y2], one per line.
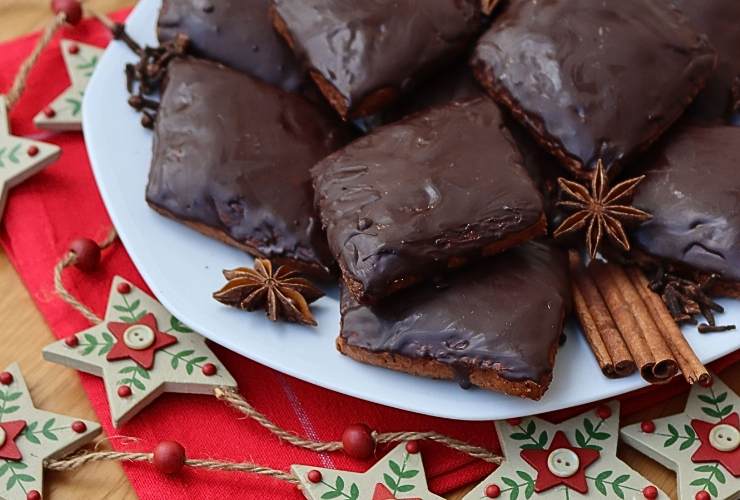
[0, 1, 738, 498]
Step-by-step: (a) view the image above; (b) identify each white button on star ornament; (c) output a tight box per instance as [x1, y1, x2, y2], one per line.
[621, 374, 739, 500]
[293, 441, 443, 500]
[43, 276, 238, 427]
[0, 95, 60, 222]
[463, 402, 666, 499]
[0, 363, 101, 500]
[33, 40, 103, 131]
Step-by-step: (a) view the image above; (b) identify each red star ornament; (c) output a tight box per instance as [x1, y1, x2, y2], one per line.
[691, 413, 740, 477]
[520, 431, 600, 493]
[0, 420, 27, 461]
[106, 313, 178, 370]
[372, 483, 423, 500]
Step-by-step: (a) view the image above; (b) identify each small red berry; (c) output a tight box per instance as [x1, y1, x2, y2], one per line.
[596, 405, 612, 419]
[67, 43, 80, 54]
[43, 106, 56, 118]
[485, 484, 501, 498]
[116, 282, 131, 294]
[695, 491, 710, 500]
[307, 470, 322, 483]
[153, 441, 186, 474]
[506, 418, 523, 426]
[642, 485, 658, 499]
[51, 0, 83, 25]
[26, 490, 41, 500]
[64, 335, 79, 347]
[342, 424, 375, 460]
[0, 372, 13, 385]
[201, 363, 217, 376]
[405, 440, 419, 454]
[700, 376, 713, 388]
[69, 238, 101, 272]
[641, 420, 656, 433]
[27, 145, 39, 157]
[71, 421, 87, 433]
[117, 385, 132, 398]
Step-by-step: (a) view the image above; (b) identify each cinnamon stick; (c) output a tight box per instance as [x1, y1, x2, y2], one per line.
[572, 280, 615, 377]
[589, 261, 657, 382]
[607, 264, 678, 381]
[626, 267, 710, 385]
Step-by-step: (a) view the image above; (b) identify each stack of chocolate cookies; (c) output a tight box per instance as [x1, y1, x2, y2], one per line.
[142, 0, 739, 400]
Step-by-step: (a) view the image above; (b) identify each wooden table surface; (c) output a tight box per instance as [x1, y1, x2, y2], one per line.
[1, 1, 737, 498]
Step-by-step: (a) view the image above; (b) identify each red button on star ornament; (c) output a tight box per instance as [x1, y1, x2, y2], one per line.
[0, 420, 27, 461]
[106, 313, 178, 370]
[520, 431, 600, 493]
[371, 483, 422, 500]
[691, 412, 740, 477]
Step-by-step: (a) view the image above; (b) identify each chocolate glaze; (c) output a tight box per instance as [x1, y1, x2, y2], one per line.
[157, 0, 307, 93]
[312, 98, 545, 302]
[340, 241, 571, 385]
[271, 0, 482, 117]
[471, 0, 717, 176]
[633, 126, 740, 282]
[146, 58, 348, 279]
[672, 0, 740, 124]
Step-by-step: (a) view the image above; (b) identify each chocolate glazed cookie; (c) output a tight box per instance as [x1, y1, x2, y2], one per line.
[146, 58, 349, 280]
[472, 0, 717, 178]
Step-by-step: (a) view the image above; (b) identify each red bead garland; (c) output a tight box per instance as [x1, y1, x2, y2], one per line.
[341, 424, 375, 460]
[69, 238, 101, 272]
[153, 441, 186, 475]
[51, 0, 83, 25]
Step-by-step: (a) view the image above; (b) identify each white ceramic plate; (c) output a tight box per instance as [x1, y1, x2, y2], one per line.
[82, 0, 740, 420]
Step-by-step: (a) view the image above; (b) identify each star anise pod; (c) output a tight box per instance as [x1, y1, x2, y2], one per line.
[213, 258, 324, 326]
[553, 159, 651, 258]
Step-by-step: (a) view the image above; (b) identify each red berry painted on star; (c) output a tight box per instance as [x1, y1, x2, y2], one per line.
[642, 485, 658, 499]
[405, 440, 419, 454]
[153, 441, 186, 474]
[116, 282, 131, 294]
[342, 423, 375, 460]
[695, 491, 710, 500]
[117, 385, 132, 398]
[64, 335, 79, 347]
[700, 376, 713, 388]
[27, 145, 39, 157]
[71, 420, 87, 433]
[201, 363, 217, 376]
[67, 43, 80, 54]
[506, 418, 523, 426]
[43, 106, 56, 118]
[26, 490, 41, 500]
[641, 420, 656, 433]
[51, 0, 83, 25]
[596, 405, 612, 419]
[69, 238, 101, 272]
[485, 484, 501, 498]
[0, 372, 13, 385]
[307, 469, 322, 483]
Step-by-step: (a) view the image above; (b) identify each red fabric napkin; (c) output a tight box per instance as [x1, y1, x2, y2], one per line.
[1, 10, 737, 500]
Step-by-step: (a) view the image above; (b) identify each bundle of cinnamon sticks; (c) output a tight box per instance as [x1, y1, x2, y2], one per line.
[569, 252, 709, 385]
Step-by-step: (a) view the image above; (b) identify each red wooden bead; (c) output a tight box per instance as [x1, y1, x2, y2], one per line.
[26, 490, 41, 500]
[69, 238, 101, 272]
[342, 424, 375, 460]
[116, 282, 131, 294]
[43, 106, 56, 118]
[700, 376, 713, 388]
[117, 385, 132, 398]
[485, 484, 501, 498]
[71, 420, 87, 433]
[307, 469, 322, 483]
[153, 441, 186, 475]
[506, 418, 523, 426]
[51, 0, 83, 25]
[596, 405, 612, 419]
[642, 485, 658, 499]
[0, 372, 13, 385]
[201, 363, 217, 376]
[64, 335, 79, 347]
[695, 491, 710, 500]
[67, 43, 80, 54]
[641, 420, 656, 433]
[27, 145, 39, 157]
[405, 440, 419, 454]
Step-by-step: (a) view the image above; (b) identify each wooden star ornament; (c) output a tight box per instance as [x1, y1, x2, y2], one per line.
[33, 40, 103, 131]
[292, 442, 443, 499]
[621, 374, 739, 499]
[463, 402, 666, 499]
[42, 276, 238, 427]
[0, 363, 101, 500]
[0, 95, 60, 221]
